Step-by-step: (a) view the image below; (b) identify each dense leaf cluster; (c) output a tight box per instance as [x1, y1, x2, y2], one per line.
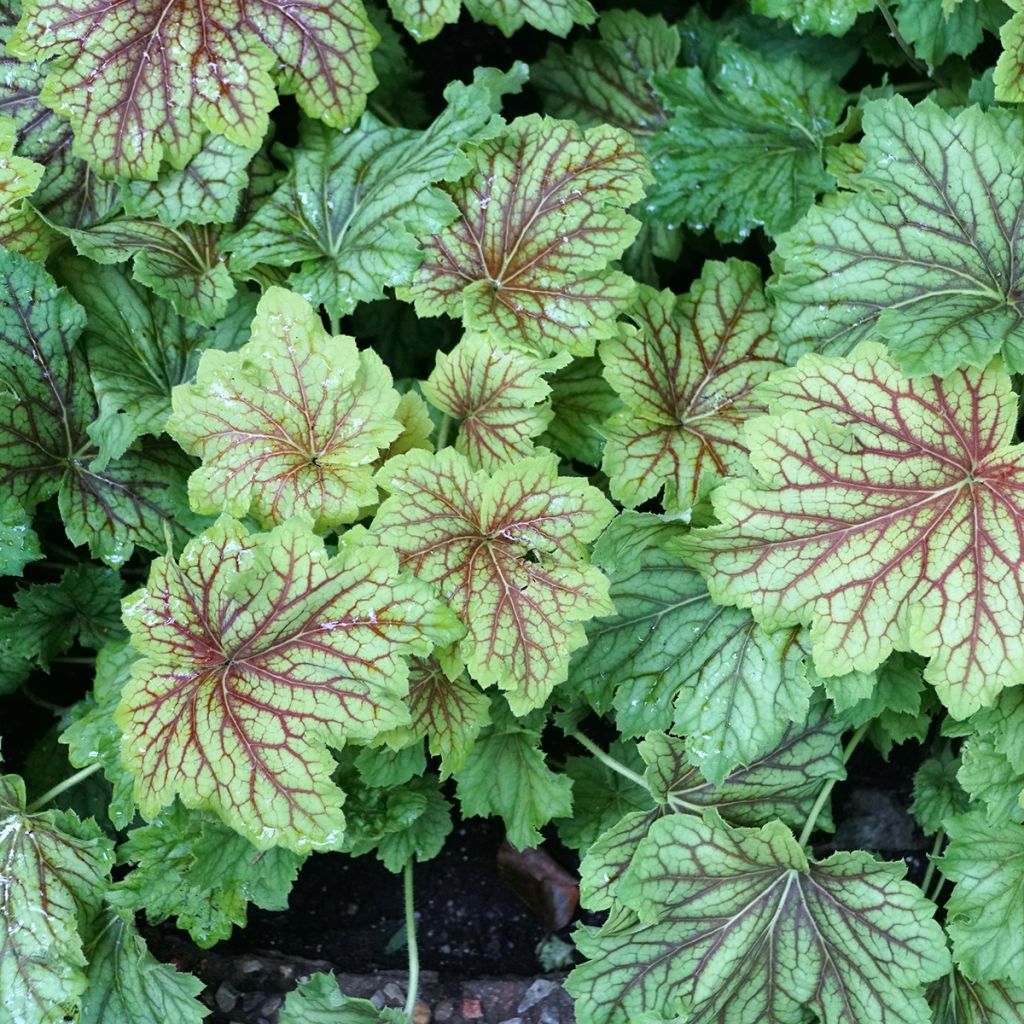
[2, 0, 1024, 1022]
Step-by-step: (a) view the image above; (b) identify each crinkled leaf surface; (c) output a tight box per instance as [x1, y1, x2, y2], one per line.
[750, 0, 874, 34]
[0, 115, 53, 257]
[601, 260, 782, 513]
[0, 497, 40, 577]
[676, 343, 1024, 720]
[110, 801, 303, 946]
[533, 10, 678, 138]
[940, 813, 1024, 986]
[648, 42, 845, 242]
[227, 69, 523, 318]
[388, 0, 593, 41]
[422, 335, 565, 470]
[771, 99, 1024, 376]
[894, 0, 993, 69]
[80, 909, 206, 1024]
[995, 2, 1024, 102]
[540, 356, 621, 466]
[373, 448, 614, 713]
[928, 969, 1024, 1024]
[169, 287, 402, 530]
[454, 699, 572, 849]
[569, 815, 949, 1024]
[0, 774, 115, 1024]
[117, 516, 462, 852]
[0, 249, 197, 566]
[403, 115, 650, 357]
[9, 0, 379, 178]
[910, 753, 968, 835]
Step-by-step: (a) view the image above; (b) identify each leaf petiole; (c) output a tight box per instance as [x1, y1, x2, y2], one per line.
[569, 731, 649, 791]
[797, 722, 869, 849]
[403, 859, 420, 1019]
[25, 762, 102, 813]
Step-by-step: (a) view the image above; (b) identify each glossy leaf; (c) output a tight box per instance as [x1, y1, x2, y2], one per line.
[373, 448, 614, 713]
[422, 335, 566, 470]
[227, 68, 525, 318]
[9, 0, 379, 178]
[649, 42, 845, 242]
[771, 99, 1024, 376]
[569, 815, 949, 1024]
[601, 260, 782, 514]
[0, 775, 115, 1024]
[676, 343, 1024, 720]
[169, 287, 402, 530]
[0, 115, 53, 257]
[0, 497, 40, 577]
[117, 516, 463, 852]
[402, 115, 650, 357]
[280, 972, 406, 1024]
[750, 0, 874, 34]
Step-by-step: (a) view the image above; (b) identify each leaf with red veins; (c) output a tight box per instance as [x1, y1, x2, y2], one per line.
[401, 115, 651, 357]
[117, 516, 464, 853]
[372, 448, 615, 714]
[168, 287, 403, 531]
[421, 334, 569, 470]
[8, 0, 377, 179]
[601, 260, 784, 514]
[674, 341, 1024, 719]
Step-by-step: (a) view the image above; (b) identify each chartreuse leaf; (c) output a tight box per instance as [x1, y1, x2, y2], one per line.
[0, 115, 53, 257]
[928, 968, 1024, 1024]
[80, 908, 206, 1024]
[601, 260, 782, 514]
[110, 802, 303, 947]
[648, 41, 845, 242]
[540, 356, 621, 467]
[0, 250, 197, 566]
[569, 815, 949, 1024]
[280, 971, 406, 1024]
[227, 67, 523, 319]
[60, 259, 256, 445]
[8, 0, 378, 179]
[388, 0, 592, 42]
[169, 288, 402, 531]
[455, 698, 572, 849]
[675, 343, 1024, 720]
[422, 335, 567, 470]
[116, 516, 463, 853]
[0, 774, 115, 1024]
[940, 813, 1024, 987]
[402, 115, 650, 357]
[0, 497, 40, 576]
[533, 10, 678, 138]
[772, 98, 1024, 376]
[373, 448, 614, 713]
[750, 0, 874, 34]
[995, 2, 1024, 102]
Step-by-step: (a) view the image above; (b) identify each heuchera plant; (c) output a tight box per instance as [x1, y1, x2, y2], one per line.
[4, 0, 1024, 1022]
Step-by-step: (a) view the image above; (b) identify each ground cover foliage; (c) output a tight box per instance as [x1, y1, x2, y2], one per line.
[1, 0, 1024, 1021]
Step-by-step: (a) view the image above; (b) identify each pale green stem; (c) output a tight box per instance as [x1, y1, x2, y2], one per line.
[403, 860, 420, 1019]
[435, 413, 454, 452]
[920, 826, 946, 898]
[570, 731, 648, 791]
[797, 723, 870, 849]
[328, 313, 341, 336]
[26, 763, 102, 813]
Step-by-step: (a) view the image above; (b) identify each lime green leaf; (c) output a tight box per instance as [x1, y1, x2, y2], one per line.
[59, 218, 235, 326]
[80, 909, 206, 1024]
[9, 0, 378, 179]
[601, 261, 782, 514]
[995, 3, 1024, 102]
[0, 774, 115, 1024]
[379, 655, 490, 776]
[117, 516, 463, 852]
[649, 43, 845, 242]
[911, 754, 969, 835]
[61, 259, 256, 444]
[280, 972, 406, 1024]
[539, 356, 621, 467]
[940, 813, 1024, 986]
[0, 497, 40, 576]
[928, 968, 1024, 1024]
[122, 134, 258, 227]
[402, 115, 650, 357]
[62, 642, 138, 829]
[374, 448, 614, 713]
[771, 99, 1024, 376]
[0, 251, 196, 565]
[227, 67, 524, 319]
[422, 335, 566, 470]
[454, 699, 572, 849]
[388, 0, 592, 41]
[169, 288, 402, 531]
[110, 802, 303, 947]
[533, 10, 678, 138]
[0, 115, 53, 257]
[675, 343, 1024, 720]
[750, 0, 874, 35]
[569, 815, 949, 1024]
